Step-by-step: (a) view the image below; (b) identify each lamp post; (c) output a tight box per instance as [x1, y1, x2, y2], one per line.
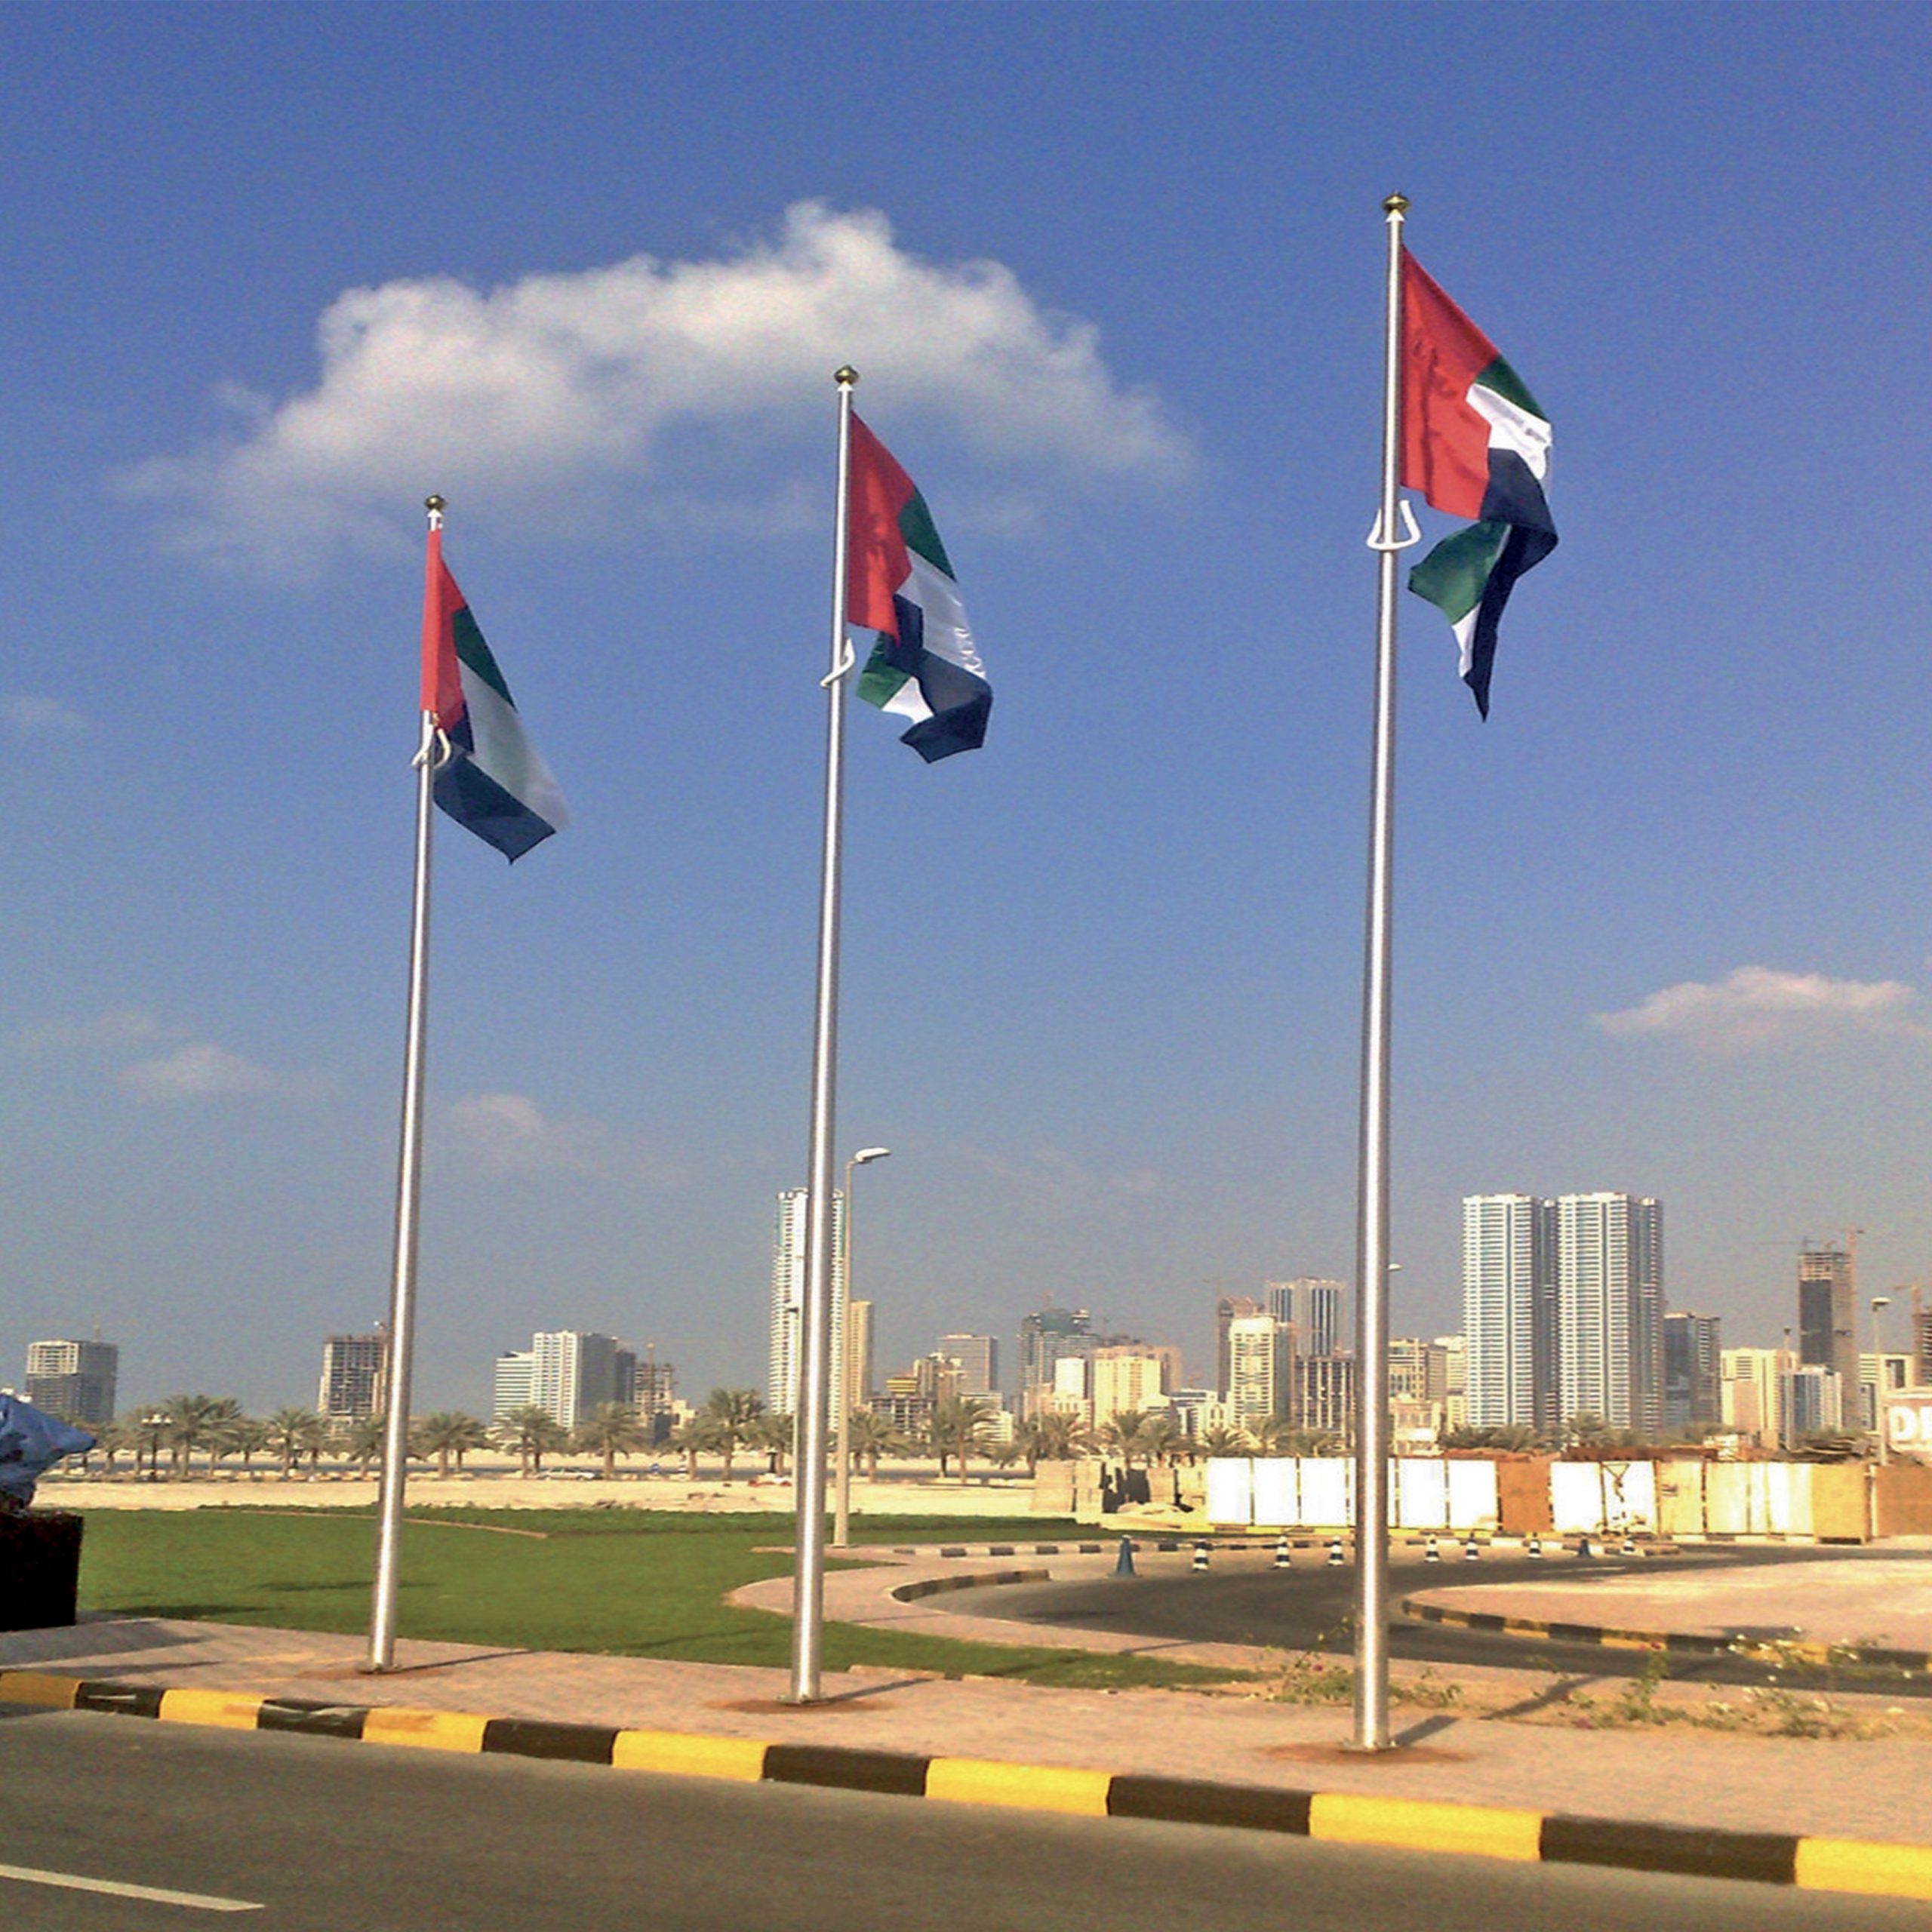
[832, 1146, 891, 1549]
[142, 1411, 168, 1482]
[1872, 1297, 1893, 1462]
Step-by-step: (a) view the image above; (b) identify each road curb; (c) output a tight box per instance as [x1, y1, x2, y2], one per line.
[5, 1667, 1929, 1901]
[1399, 1598, 1932, 1675]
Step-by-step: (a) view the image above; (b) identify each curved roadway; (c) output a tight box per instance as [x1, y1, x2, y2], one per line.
[962, 1543, 1932, 1694]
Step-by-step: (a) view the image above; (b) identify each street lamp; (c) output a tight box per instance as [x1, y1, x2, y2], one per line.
[142, 1411, 168, 1483]
[833, 1146, 891, 1549]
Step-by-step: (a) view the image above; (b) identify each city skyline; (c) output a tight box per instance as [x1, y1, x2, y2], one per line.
[5, 11, 1930, 1412]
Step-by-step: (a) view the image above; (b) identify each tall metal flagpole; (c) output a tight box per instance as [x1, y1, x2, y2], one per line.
[364, 496, 452, 1674]
[790, 368, 859, 1702]
[1352, 195, 1413, 1751]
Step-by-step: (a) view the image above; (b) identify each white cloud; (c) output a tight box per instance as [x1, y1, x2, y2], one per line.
[443, 1091, 687, 1187]
[17, 1009, 180, 1054]
[125, 202, 1191, 574]
[118, 1042, 317, 1102]
[1595, 966, 1930, 1055]
[3, 694, 90, 734]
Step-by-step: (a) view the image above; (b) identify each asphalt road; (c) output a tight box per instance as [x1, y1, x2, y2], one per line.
[2, 1706, 1927, 1932]
[965, 1543, 1932, 1692]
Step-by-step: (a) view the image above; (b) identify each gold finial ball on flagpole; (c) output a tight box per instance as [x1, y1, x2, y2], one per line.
[833, 365, 859, 387]
[1383, 194, 1410, 215]
[424, 494, 446, 514]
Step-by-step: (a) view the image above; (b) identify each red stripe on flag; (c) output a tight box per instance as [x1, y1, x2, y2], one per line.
[845, 413, 915, 637]
[1399, 250, 1500, 522]
[420, 525, 468, 726]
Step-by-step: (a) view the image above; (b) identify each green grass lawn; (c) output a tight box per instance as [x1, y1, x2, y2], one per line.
[76, 1509, 1244, 1692]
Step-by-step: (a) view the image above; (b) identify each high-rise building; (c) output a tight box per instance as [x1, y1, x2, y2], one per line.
[1090, 1346, 1170, 1427]
[1663, 1312, 1723, 1434]
[1914, 1288, 1932, 1388]
[317, 1334, 386, 1422]
[1296, 1355, 1357, 1438]
[1798, 1243, 1858, 1394]
[1214, 1294, 1262, 1398]
[530, 1331, 625, 1430]
[846, 1301, 875, 1406]
[1720, 1346, 1784, 1448]
[1557, 1192, 1663, 1435]
[1858, 1352, 1912, 1432]
[630, 1352, 676, 1419]
[1462, 1194, 1557, 1430]
[1784, 1363, 1844, 1438]
[768, 1188, 847, 1417]
[1226, 1315, 1294, 1433]
[493, 1349, 536, 1420]
[1266, 1279, 1344, 1359]
[937, 1334, 998, 1397]
[1017, 1304, 1092, 1408]
[24, 1338, 118, 1427]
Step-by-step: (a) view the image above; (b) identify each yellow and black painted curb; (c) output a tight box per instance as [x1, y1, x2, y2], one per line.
[5, 1668, 1930, 1901]
[1400, 1597, 1932, 1675]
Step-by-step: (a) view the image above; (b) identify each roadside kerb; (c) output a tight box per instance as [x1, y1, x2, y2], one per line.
[4, 1666, 1927, 1902]
[1401, 1597, 1932, 1675]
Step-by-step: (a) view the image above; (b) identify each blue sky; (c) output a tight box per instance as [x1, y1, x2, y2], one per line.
[5, 2, 1930, 1414]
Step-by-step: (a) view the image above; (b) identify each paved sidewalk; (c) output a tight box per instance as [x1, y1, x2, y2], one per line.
[5, 1549, 1932, 1851]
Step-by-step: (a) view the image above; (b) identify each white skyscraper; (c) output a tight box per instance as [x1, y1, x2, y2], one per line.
[1462, 1195, 1556, 1430]
[528, 1331, 623, 1431]
[768, 1188, 846, 1418]
[1557, 1192, 1663, 1435]
[1226, 1315, 1293, 1434]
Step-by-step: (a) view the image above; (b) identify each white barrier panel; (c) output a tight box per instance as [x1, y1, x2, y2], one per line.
[1251, 1457, 1299, 1526]
[1597, 1461, 1656, 1532]
[1204, 1457, 1254, 1526]
[1446, 1458, 1500, 1531]
[1549, 1461, 1602, 1533]
[1299, 1457, 1352, 1527]
[1395, 1458, 1447, 1529]
[1765, 1461, 1815, 1537]
[1703, 1460, 1752, 1536]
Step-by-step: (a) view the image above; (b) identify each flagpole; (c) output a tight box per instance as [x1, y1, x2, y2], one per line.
[364, 496, 451, 1675]
[1352, 195, 1411, 1751]
[789, 368, 859, 1703]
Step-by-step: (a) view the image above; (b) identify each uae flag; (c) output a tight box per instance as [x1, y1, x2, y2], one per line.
[422, 530, 569, 860]
[847, 414, 990, 762]
[1400, 250, 1558, 717]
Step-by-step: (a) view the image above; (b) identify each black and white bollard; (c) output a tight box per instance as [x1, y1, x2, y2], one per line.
[1527, 1534, 1544, 1561]
[1192, 1540, 1211, 1573]
[1620, 1535, 1638, 1557]
[1325, 1537, 1345, 1567]
[1463, 1535, 1481, 1561]
[1273, 1536, 1293, 1569]
[1576, 1535, 1595, 1558]
[1113, 1536, 1136, 1578]
[1423, 1534, 1441, 1563]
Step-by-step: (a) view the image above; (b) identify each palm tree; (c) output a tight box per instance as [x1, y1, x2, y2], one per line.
[266, 1407, 326, 1475]
[230, 1418, 273, 1474]
[748, 1411, 794, 1477]
[668, 1413, 724, 1480]
[1013, 1411, 1089, 1474]
[494, 1404, 568, 1475]
[94, 1420, 138, 1473]
[1198, 1423, 1252, 1458]
[412, 1411, 488, 1478]
[1139, 1414, 1186, 1467]
[160, 1395, 243, 1475]
[700, 1389, 765, 1481]
[572, 1402, 648, 1478]
[340, 1414, 386, 1477]
[1094, 1407, 1150, 1467]
[845, 1408, 900, 1478]
[926, 1395, 993, 1484]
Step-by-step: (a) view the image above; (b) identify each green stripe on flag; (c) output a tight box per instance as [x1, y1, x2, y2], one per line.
[1475, 355, 1545, 420]
[857, 641, 913, 709]
[1408, 519, 1512, 624]
[451, 608, 515, 706]
[897, 491, 956, 580]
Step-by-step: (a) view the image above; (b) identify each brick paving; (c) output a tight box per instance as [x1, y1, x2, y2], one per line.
[8, 1545, 1932, 1849]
